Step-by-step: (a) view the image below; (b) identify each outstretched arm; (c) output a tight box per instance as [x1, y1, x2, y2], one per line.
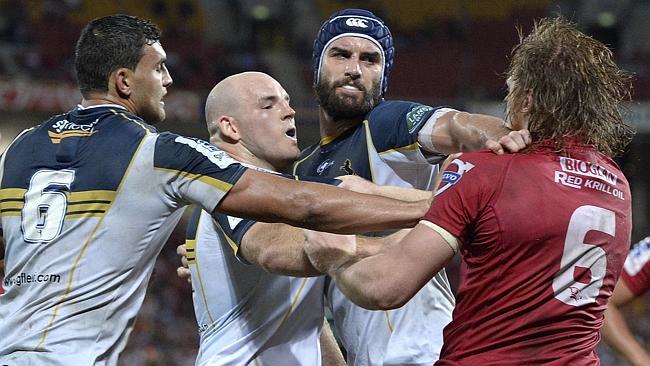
[336, 175, 433, 202]
[304, 222, 455, 310]
[217, 169, 429, 235]
[419, 110, 530, 155]
[239, 223, 320, 277]
[601, 280, 650, 366]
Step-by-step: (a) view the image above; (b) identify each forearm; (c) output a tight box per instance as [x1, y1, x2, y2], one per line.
[367, 185, 432, 203]
[320, 318, 346, 366]
[602, 306, 650, 366]
[241, 223, 320, 277]
[328, 225, 454, 310]
[218, 169, 428, 234]
[429, 111, 510, 154]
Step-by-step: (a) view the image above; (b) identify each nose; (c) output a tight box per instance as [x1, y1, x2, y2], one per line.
[281, 100, 296, 120]
[163, 65, 173, 87]
[344, 58, 361, 79]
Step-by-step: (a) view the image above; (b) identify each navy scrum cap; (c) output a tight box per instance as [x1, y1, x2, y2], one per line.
[313, 8, 394, 97]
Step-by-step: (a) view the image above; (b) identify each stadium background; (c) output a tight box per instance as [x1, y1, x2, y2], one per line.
[0, 0, 648, 364]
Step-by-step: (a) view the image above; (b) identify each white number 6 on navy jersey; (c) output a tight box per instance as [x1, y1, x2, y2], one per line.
[22, 169, 75, 243]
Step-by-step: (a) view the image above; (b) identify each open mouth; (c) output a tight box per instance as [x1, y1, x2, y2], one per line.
[285, 127, 297, 140]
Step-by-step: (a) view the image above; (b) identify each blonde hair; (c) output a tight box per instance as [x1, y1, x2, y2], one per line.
[505, 17, 634, 157]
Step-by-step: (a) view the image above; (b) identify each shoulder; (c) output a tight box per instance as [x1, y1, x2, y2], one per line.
[155, 133, 241, 170]
[436, 151, 514, 195]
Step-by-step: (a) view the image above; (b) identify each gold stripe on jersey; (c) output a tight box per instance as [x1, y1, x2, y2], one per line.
[0, 188, 27, 200]
[292, 145, 320, 175]
[185, 239, 197, 264]
[191, 217, 218, 325]
[155, 167, 234, 193]
[0, 188, 26, 216]
[384, 310, 394, 332]
[379, 142, 420, 155]
[363, 119, 396, 333]
[48, 130, 95, 144]
[363, 120, 378, 183]
[110, 109, 156, 135]
[279, 278, 309, 325]
[65, 191, 115, 218]
[68, 190, 116, 203]
[37, 132, 149, 348]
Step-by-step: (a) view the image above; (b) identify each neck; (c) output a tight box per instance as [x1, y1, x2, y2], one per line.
[81, 94, 135, 114]
[212, 141, 278, 172]
[318, 108, 363, 142]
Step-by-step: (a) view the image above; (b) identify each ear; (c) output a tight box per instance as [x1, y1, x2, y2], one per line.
[216, 116, 241, 142]
[113, 68, 132, 98]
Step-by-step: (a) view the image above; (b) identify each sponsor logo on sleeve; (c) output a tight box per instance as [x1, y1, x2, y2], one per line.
[406, 105, 434, 134]
[174, 136, 239, 169]
[435, 158, 475, 196]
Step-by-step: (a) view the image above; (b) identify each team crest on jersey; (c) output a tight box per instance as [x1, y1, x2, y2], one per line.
[406, 105, 434, 133]
[316, 159, 334, 175]
[339, 159, 355, 175]
[435, 158, 475, 196]
[48, 118, 99, 143]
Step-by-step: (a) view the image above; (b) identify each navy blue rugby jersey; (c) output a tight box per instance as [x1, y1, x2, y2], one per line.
[293, 100, 445, 189]
[0, 104, 246, 365]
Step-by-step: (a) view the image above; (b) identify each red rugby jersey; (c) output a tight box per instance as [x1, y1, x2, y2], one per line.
[424, 143, 632, 366]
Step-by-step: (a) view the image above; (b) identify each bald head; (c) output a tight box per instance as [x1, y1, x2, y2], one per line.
[206, 72, 279, 134]
[203, 72, 298, 171]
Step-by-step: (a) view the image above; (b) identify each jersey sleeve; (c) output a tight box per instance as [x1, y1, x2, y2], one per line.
[154, 133, 248, 214]
[366, 100, 443, 152]
[185, 206, 257, 265]
[620, 237, 650, 296]
[422, 153, 506, 248]
[184, 173, 340, 266]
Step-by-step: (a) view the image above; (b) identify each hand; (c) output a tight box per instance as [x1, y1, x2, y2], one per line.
[303, 229, 357, 274]
[485, 129, 531, 154]
[335, 174, 377, 194]
[176, 244, 192, 284]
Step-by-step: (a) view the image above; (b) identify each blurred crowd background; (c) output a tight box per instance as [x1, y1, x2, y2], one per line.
[0, 0, 648, 365]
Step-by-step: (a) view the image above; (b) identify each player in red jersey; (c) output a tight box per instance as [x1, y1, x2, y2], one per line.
[601, 236, 650, 366]
[303, 17, 634, 365]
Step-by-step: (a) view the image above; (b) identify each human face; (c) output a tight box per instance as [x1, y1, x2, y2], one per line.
[129, 42, 172, 123]
[237, 76, 299, 171]
[315, 37, 382, 121]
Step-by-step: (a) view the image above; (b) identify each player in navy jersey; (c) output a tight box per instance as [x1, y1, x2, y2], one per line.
[0, 15, 438, 366]
[293, 8, 530, 366]
[601, 236, 650, 366]
[303, 17, 634, 365]
[179, 71, 346, 366]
